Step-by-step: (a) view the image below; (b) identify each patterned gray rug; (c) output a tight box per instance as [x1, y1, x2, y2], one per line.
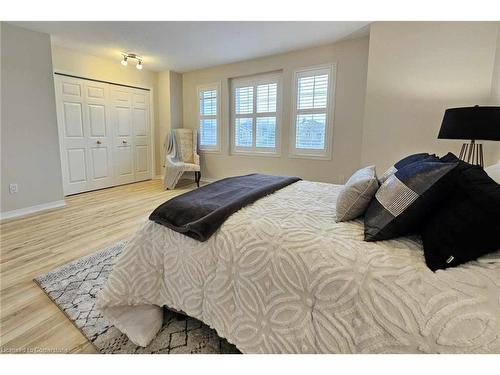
[34, 241, 240, 354]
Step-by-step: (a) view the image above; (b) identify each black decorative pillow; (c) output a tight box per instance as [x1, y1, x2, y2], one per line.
[422, 154, 500, 271]
[379, 152, 439, 183]
[364, 160, 458, 241]
[440, 152, 470, 165]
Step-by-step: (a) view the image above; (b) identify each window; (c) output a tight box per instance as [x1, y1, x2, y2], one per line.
[198, 83, 221, 152]
[231, 73, 281, 156]
[290, 65, 335, 159]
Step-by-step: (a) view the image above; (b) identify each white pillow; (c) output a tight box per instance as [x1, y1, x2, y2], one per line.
[477, 250, 500, 264]
[484, 162, 500, 184]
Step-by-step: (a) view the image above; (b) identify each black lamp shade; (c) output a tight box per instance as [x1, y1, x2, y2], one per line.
[438, 106, 500, 141]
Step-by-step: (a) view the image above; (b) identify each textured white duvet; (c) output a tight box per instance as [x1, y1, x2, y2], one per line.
[97, 181, 500, 353]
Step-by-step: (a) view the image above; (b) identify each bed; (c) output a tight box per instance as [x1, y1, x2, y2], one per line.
[97, 180, 500, 353]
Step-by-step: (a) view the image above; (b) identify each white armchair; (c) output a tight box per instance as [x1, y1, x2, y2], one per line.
[163, 129, 201, 189]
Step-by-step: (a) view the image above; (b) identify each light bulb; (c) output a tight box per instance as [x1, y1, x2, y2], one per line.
[136, 60, 143, 70]
[121, 56, 128, 66]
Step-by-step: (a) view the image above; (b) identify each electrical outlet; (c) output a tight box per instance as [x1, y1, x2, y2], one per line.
[9, 183, 18, 194]
[339, 175, 345, 184]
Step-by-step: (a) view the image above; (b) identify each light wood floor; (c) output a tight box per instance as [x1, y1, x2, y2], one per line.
[0, 179, 198, 354]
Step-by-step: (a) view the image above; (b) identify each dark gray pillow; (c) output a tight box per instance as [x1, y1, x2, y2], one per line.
[364, 160, 458, 241]
[336, 166, 379, 222]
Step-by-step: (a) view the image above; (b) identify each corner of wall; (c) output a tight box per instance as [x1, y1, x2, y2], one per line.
[156, 70, 184, 174]
[169, 71, 184, 129]
[1, 23, 64, 214]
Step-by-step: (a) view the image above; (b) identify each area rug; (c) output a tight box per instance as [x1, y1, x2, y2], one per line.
[34, 241, 240, 354]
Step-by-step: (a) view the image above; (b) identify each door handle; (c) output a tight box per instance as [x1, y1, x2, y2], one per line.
[122, 140, 128, 144]
[96, 140, 102, 145]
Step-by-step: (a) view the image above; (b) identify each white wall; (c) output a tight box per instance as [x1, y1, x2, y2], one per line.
[491, 24, 500, 104]
[157, 70, 171, 174]
[491, 25, 500, 164]
[1, 23, 64, 213]
[51, 46, 165, 174]
[361, 22, 500, 170]
[182, 37, 369, 183]
[169, 71, 183, 130]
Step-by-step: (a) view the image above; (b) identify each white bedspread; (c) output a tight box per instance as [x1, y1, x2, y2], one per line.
[97, 181, 500, 353]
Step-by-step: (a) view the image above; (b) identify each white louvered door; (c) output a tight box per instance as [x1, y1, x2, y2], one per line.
[55, 75, 152, 195]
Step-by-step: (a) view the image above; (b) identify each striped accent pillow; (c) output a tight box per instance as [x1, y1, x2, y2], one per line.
[375, 175, 419, 217]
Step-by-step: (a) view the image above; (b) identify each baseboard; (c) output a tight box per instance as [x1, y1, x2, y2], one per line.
[200, 177, 217, 183]
[0, 200, 66, 221]
[155, 174, 215, 184]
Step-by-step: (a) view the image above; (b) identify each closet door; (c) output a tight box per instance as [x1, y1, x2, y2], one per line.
[56, 76, 152, 195]
[55, 76, 89, 195]
[84, 81, 114, 190]
[55, 76, 115, 195]
[131, 90, 151, 181]
[111, 87, 135, 185]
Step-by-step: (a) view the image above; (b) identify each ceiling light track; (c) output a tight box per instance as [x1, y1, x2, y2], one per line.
[121, 53, 143, 70]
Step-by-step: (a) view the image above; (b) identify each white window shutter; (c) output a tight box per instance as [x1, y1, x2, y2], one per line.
[291, 65, 335, 159]
[198, 84, 220, 151]
[231, 73, 281, 155]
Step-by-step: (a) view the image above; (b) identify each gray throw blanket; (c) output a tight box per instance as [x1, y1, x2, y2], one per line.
[149, 173, 301, 241]
[163, 130, 184, 190]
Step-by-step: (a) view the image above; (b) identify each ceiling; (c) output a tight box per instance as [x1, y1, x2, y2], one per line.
[11, 21, 370, 72]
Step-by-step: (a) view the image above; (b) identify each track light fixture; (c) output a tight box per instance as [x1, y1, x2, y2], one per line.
[120, 53, 143, 70]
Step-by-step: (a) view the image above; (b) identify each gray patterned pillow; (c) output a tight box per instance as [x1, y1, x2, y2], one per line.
[336, 166, 379, 222]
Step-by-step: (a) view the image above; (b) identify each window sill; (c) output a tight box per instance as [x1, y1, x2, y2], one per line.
[230, 149, 281, 158]
[288, 151, 332, 161]
[199, 148, 221, 154]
